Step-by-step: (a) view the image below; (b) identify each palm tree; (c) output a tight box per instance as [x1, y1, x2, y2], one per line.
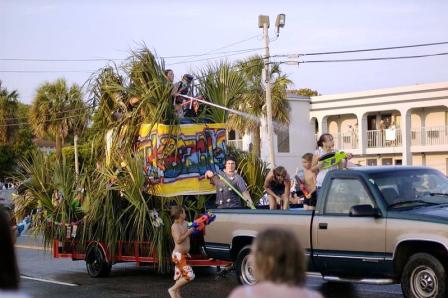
[228, 56, 291, 157]
[195, 61, 246, 123]
[0, 81, 19, 144]
[30, 79, 86, 162]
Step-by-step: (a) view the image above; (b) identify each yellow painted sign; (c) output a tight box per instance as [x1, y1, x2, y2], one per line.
[137, 123, 227, 197]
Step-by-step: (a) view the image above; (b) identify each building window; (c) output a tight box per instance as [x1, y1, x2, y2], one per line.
[382, 158, 393, 165]
[277, 127, 290, 153]
[343, 136, 351, 144]
[395, 159, 402, 165]
[367, 159, 377, 166]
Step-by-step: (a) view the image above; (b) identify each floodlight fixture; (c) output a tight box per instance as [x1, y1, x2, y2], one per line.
[275, 14, 286, 36]
[258, 15, 270, 28]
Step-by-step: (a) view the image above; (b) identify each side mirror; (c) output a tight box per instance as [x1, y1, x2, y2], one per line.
[349, 204, 382, 218]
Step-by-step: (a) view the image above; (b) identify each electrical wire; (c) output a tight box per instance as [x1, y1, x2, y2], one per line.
[0, 113, 87, 127]
[167, 48, 263, 66]
[273, 41, 448, 57]
[0, 70, 97, 73]
[0, 49, 264, 73]
[0, 47, 264, 62]
[169, 34, 261, 65]
[0, 106, 95, 122]
[298, 51, 448, 63]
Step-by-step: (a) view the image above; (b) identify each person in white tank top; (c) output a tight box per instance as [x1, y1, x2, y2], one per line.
[311, 133, 352, 189]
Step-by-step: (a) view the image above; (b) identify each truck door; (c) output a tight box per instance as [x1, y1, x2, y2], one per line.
[314, 177, 387, 277]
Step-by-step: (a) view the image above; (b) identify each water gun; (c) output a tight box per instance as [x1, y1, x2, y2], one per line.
[294, 170, 310, 197]
[189, 212, 216, 236]
[216, 173, 256, 209]
[319, 151, 349, 169]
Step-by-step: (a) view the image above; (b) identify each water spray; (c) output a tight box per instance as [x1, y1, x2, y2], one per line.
[176, 94, 288, 131]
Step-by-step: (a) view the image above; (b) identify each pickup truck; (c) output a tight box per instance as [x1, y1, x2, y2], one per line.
[204, 166, 448, 298]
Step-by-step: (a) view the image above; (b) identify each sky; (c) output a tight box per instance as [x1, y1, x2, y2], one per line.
[1, 0, 448, 104]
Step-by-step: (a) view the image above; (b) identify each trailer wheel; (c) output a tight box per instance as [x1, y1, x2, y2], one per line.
[401, 253, 446, 298]
[86, 244, 111, 278]
[235, 245, 256, 285]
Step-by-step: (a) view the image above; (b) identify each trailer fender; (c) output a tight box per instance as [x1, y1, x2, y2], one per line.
[86, 241, 110, 263]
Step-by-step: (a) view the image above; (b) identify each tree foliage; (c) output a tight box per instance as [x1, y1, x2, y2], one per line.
[226, 55, 291, 156]
[30, 79, 87, 162]
[289, 88, 320, 97]
[0, 83, 37, 179]
[0, 81, 19, 144]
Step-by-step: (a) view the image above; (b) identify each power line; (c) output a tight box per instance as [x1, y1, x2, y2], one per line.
[0, 49, 264, 73]
[0, 70, 96, 73]
[273, 41, 448, 57]
[163, 47, 263, 59]
[298, 51, 448, 63]
[0, 113, 87, 128]
[0, 47, 264, 62]
[169, 34, 260, 65]
[0, 58, 124, 62]
[167, 48, 263, 66]
[0, 105, 95, 122]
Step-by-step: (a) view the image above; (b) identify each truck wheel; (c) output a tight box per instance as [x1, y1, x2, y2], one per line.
[86, 244, 111, 278]
[401, 253, 446, 298]
[235, 245, 256, 285]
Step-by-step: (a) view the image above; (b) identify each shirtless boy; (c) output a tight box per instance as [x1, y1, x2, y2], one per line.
[168, 206, 195, 298]
[301, 153, 317, 210]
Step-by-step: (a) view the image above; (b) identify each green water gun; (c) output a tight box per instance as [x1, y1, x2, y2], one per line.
[319, 151, 349, 169]
[216, 173, 256, 209]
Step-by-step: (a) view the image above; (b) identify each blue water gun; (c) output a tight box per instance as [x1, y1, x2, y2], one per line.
[189, 212, 216, 236]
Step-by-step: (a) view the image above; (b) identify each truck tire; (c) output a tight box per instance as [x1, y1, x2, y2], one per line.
[401, 253, 446, 298]
[86, 244, 112, 278]
[235, 245, 256, 285]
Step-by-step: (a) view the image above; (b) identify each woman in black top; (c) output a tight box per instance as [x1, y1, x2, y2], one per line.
[264, 166, 291, 210]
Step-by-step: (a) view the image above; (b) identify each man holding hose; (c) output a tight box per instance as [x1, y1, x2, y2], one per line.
[205, 156, 255, 209]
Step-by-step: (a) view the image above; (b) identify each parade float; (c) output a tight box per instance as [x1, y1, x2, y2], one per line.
[13, 48, 270, 277]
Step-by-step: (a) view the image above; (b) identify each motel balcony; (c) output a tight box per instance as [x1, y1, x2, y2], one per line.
[332, 125, 448, 154]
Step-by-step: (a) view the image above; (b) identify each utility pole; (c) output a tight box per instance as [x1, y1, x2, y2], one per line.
[259, 14, 285, 168]
[263, 20, 275, 167]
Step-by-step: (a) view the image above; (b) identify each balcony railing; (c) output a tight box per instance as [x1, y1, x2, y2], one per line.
[227, 139, 243, 150]
[411, 126, 448, 146]
[333, 132, 359, 150]
[367, 129, 402, 148]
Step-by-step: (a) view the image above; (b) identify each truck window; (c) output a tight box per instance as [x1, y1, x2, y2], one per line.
[324, 178, 374, 214]
[369, 169, 448, 206]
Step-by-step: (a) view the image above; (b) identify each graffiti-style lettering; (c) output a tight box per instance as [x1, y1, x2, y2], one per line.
[137, 124, 227, 195]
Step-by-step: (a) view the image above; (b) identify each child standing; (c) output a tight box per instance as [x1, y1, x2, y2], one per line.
[300, 153, 317, 210]
[168, 206, 195, 298]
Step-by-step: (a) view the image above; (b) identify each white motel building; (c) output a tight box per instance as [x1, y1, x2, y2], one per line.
[232, 81, 448, 175]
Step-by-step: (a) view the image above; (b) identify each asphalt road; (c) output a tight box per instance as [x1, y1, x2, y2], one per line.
[15, 235, 404, 298]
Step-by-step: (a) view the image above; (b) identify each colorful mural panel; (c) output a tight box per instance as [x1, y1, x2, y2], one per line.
[137, 123, 227, 197]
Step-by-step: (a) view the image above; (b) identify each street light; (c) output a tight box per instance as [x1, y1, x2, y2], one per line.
[275, 14, 286, 36]
[258, 14, 286, 168]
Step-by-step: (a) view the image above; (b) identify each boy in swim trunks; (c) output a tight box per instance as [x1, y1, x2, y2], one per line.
[301, 153, 317, 210]
[169, 206, 195, 298]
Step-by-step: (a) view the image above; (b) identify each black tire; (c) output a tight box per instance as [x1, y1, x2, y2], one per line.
[401, 253, 446, 298]
[235, 245, 256, 285]
[86, 244, 112, 278]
